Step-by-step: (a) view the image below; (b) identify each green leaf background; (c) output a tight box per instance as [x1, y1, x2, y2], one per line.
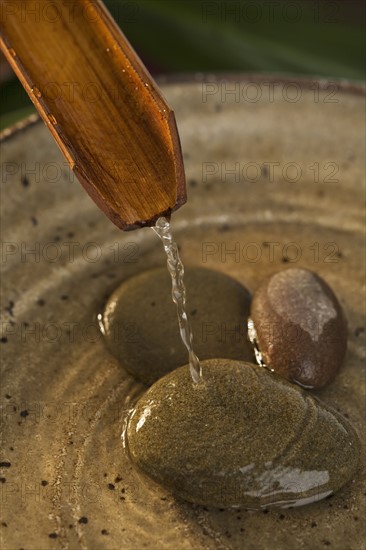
[0, 0, 364, 130]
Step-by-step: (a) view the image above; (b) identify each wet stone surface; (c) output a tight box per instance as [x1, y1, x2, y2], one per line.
[101, 267, 253, 385]
[126, 359, 360, 509]
[250, 268, 347, 389]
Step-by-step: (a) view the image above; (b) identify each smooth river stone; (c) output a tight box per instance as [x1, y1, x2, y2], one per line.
[250, 268, 347, 389]
[126, 359, 360, 509]
[102, 267, 252, 385]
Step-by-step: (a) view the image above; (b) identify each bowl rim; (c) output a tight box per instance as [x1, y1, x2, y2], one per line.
[1, 72, 364, 142]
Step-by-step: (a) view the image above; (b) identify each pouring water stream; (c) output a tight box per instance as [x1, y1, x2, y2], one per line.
[152, 217, 202, 384]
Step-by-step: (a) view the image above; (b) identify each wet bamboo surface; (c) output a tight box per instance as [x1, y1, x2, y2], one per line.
[0, 0, 186, 229]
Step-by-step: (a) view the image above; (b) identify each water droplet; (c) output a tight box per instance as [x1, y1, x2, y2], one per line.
[48, 114, 57, 126]
[8, 48, 16, 57]
[159, 108, 168, 121]
[145, 83, 149, 88]
[97, 313, 105, 335]
[31, 87, 42, 98]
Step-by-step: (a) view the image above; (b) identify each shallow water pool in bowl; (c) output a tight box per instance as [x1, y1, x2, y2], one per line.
[1, 76, 365, 549]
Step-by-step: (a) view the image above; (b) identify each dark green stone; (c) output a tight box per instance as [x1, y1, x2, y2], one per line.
[102, 267, 252, 384]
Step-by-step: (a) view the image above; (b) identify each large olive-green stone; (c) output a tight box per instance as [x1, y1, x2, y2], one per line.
[102, 267, 252, 384]
[126, 359, 360, 509]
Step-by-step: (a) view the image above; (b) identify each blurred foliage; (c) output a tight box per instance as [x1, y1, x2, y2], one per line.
[0, 0, 365, 130]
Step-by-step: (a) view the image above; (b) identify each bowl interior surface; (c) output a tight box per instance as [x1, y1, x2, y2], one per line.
[1, 76, 365, 549]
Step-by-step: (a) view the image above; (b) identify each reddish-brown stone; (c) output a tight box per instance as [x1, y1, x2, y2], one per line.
[250, 268, 347, 389]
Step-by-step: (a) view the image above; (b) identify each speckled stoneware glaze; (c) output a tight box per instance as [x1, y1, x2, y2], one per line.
[1, 75, 365, 549]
